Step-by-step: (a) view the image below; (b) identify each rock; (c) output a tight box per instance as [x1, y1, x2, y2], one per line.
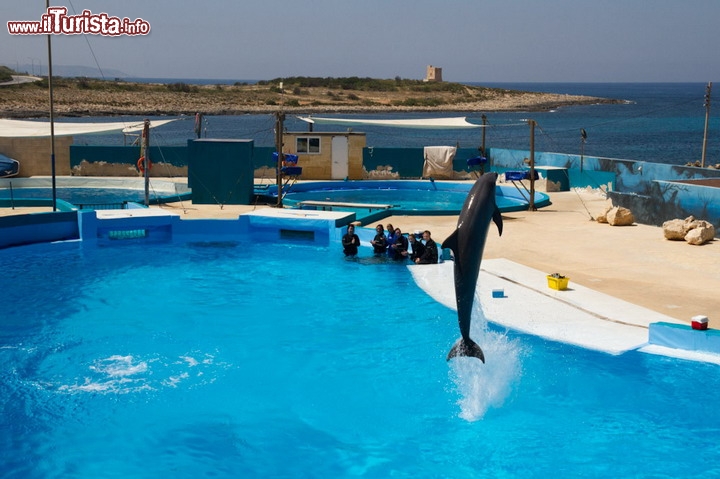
[596, 205, 612, 224]
[606, 206, 635, 226]
[685, 221, 716, 245]
[663, 218, 687, 240]
[663, 216, 716, 244]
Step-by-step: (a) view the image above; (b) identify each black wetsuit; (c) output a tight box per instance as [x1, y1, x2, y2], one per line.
[342, 233, 360, 256]
[391, 235, 408, 260]
[410, 240, 426, 262]
[371, 233, 388, 254]
[417, 238, 439, 264]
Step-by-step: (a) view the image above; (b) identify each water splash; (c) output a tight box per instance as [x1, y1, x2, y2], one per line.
[54, 352, 224, 394]
[450, 308, 524, 421]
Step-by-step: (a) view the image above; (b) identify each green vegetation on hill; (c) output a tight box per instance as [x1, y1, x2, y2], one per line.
[0, 73, 611, 117]
[0, 66, 16, 82]
[259, 76, 471, 93]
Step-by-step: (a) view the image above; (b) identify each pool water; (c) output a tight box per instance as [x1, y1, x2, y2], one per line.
[286, 188, 469, 211]
[0, 187, 148, 205]
[278, 181, 551, 218]
[284, 188, 531, 213]
[2, 240, 720, 478]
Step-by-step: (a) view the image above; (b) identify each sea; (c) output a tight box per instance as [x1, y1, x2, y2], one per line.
[68, 82, 719, 167]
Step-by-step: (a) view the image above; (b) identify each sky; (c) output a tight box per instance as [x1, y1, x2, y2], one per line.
[2, 0, 719, 83]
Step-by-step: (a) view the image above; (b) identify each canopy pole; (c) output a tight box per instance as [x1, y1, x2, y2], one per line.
[46, 0, 56, 211]
[143, 119, 150, 206]
[580, 128, 587, 172]
[528, 120, 536, 211]
[275, 112, 285, 207]
[701, 82, 712, 168]
[481, 114, 487, 154]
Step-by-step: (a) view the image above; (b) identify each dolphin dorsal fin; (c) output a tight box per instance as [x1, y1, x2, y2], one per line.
[493, 207, 503, 236]
[441, 230, 459, 254]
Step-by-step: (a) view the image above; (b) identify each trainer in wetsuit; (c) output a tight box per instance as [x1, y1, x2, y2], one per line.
[370, 224, 388, 254]
[385, 223, 396, 258]
[390, 227, 408, 261]
[415, 230, 439, 264]
[407, 231, 426, 262]
[342, 224, 360, 256]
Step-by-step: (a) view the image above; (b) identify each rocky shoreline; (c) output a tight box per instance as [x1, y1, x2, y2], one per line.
[0, 79, 620, 118]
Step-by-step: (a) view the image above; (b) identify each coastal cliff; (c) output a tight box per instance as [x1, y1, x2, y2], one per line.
[0, 77, 618, 118]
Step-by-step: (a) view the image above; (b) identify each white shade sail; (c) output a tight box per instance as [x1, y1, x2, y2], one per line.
[0, 118, 177, 138]
[297, 116, 483, 129]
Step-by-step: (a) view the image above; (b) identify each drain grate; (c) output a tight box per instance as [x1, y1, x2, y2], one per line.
[107, 229, 148, 240]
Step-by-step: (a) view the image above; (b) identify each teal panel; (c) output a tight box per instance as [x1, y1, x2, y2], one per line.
[254, 147, 277, 168]
[363, 147, 482, 178]
[188, 139, 254, 205]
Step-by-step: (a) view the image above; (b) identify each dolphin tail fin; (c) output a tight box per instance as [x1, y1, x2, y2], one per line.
[446, 337, 485, 363]
[493, 206, 503, 236]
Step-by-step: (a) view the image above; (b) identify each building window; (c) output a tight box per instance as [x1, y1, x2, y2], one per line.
[297, 137, 320, 154]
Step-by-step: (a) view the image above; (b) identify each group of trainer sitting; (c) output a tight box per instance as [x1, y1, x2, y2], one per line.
[342, 222, 439, 264]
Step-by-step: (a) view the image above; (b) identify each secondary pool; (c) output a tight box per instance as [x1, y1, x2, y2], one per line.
[2, 239, 720, 478]
[262, 180, 551, 221]
[0, 177, 191, 210]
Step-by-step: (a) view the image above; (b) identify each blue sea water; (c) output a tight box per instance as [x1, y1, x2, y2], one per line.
[66, 82, 719, 166]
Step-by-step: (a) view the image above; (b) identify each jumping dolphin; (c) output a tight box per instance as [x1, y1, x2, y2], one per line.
[442, 173, 503, 362]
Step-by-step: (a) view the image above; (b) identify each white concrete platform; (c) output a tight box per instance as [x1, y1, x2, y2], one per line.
[95, 208, 181, 219]
[242, 207, 352, 222]
[409, 258, 720, 363]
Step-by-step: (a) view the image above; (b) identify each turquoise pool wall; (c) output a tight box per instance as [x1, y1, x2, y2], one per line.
[0, 206, 347, 250]
[486, 147, 720, 230]
[0, 211, 80, 249]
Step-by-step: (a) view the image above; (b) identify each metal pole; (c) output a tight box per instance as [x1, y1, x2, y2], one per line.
[701, 82, 712, 168]
[143, 119, 150, 206]
[275, 112, 285, 207]
[481, 114, 487, 154]
[481, 114, 488, 173]
[580, 128, 587, 173]
[46, 0, 56, 211]
[529, 120, 536, 211]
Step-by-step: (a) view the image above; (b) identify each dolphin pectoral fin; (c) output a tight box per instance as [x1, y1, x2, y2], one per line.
[493, 207, 503, 236]
[441, 230, 459, 254]
[446, 338, 486, 363]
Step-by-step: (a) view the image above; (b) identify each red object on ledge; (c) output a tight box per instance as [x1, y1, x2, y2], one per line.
[692, 315, 709, 330]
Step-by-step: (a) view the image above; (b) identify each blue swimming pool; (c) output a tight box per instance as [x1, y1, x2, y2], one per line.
[2, 238, 720, 477]
[0, 187, 191, 208]
[264, 180, 551, 219]
[0, 178, 192, 210]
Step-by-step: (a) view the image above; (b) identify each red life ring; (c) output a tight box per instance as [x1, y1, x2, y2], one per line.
[137, 156, 152, 173]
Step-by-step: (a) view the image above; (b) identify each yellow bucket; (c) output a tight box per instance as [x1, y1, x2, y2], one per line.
[547, 275, 569, 290]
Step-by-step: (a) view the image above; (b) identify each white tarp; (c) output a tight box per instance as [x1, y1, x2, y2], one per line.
[0, 118, 177, 138]
[422, 146, 456, 179]
[297, 116, 482, 129]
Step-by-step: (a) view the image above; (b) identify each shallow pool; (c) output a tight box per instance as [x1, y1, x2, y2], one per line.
[0, 186, 147, 204]
[0, 187, 189, 208]
[0, 178, 192, 209]
[2, 240, 720, 477]
[271, 180, 551, 216]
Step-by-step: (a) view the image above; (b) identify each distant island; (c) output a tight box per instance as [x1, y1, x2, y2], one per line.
[0, 73, 620, 118]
